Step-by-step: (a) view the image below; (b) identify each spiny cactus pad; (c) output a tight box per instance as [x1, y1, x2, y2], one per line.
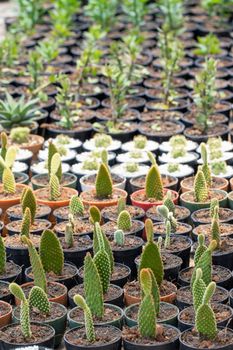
[163, 191, 175, 214]
[65, 222, 74, 248]
[192, 268, 206, 312]
[40, 229, 64, 275]
[49, 174, 61, 201]
[69, 195, 84, 216]
[89, 206, 101, 224]
[117, 198, 126, 215]
[114, 229, 125, 246]
[73, 294, 95, 343]
[200, 143, 212, 188]
[21, 188, 37, 224]
[210, 198, 219, 218]
[117, 210, 132, 231]
[164, 221, 171, 249]
[48, 142, 62, 181]
[2, 167, 15, 194]
[93, 243, 111, 294]
[93, 223, 114, 273]
[29, 286, 50, 314]
[21, 207, 31, 238]
[211, 207, 220, 248]
[145, 165, 163, 201]
[194, 170, 208, 203]
[95, 163, 113, 199]
[194, 240, 217, 287]
[0, 236, 6, 274]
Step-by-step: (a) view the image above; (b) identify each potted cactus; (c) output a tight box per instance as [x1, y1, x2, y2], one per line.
[64, 295, 122, 350]
[53, 194, 90, 223]
[130, 161, 178, 211]
[102, 197, 145, 223]
[80, 161, 127, 210]
[31, 142, 77, 189]
[123, 268, 180, 350]
[0, 283, 55, 348]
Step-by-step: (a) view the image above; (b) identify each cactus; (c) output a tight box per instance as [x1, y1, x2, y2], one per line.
[138, 268, 157, 339]
[21, 188, 37, 224]
[22, 236, 47, 293]
[147, 151, 156, 165]
[194, 234, 207, 266]
[200, 143, 212, 188]
[93, 223, 114, 273]
[49, 174, 61, 201]
[2, 167, 15, 194]
[29, 286, 50, 314]
[164, 221, 171, 249]
[21, 207, 31, 239]
[89, 206, 101, 224]
[65, 222, 74, 248]
[211, 207, 220, 248]
[145, 165, 163, 201]
[114, 229, 125, 246]
[93, 224, 111, 294]
[0, 236, 6, 274]
[117, 198, 126, 215]
[163, 191, 175, 215]
[84, 252, 104, 318]
[193, 240, 217, 287]
[101, 149, 108, 166]
[192, 268, 206, 312]
[73, 295, 95, 343]
[40, 229, 64, 275]
[195, 282, 217, 340]
[9, 283, 31, 339]
[50, 152, 61, 179]
[10, 127, 30, 144]
[157, 205, 177, 231]
[95, 163, 113, 199]
[69, 195, 84, 217]
[210, 198, 219, 218]
[194, 170, 208, 203]
[139, 219, 164, 286]
[48, 142, 62, 181]
[117, 210, 132, 231]
[1, 132, 7, 160]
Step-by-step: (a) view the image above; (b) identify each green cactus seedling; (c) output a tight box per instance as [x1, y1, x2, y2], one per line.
[145, 165, 163, 201]
[95, 163, 113, 199]
[117, 210, 132, 231]
[101, 149, 108, 166]
[200, 143, 212, 188]
[29, 286, 50, 314]
[117, 198, 126, 215]
[21, 188, 37, 224]
[65, 222, 74, 248]
[0, 236, 6, 274]
[49, 174, 61, 201]
[157, 205, 177, 232]
[93, 223, 114, 273]
[139, 219, 164, 286]
[48, 142, 62, 181]
[0, 132, 7, 160]
[89, 206, 101, 224]
[2, 166, 16, 194]
[192, 268, 206, 312]
[147, 151, 156, 165]
[40, 229, 64, 275]
[210, 198, 219, 218]
[114, 229, 124, 246]
[194, 234, 207, 266]
[73, 294, 95, 343]
[194, 169, 208, 203]
[21, 207, 31, 239]
[195, 282, 217, 340]
[164, 221, 171, 249]
[163, 191, 175, 215]
[69, 195, 84, 217]
[211, 207, 220, 248]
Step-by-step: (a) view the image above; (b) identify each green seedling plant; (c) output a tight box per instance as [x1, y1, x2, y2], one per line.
[157, 204, 177, 232]
[117, 198, 126, 215]
[0, 236, 6, 275]
[211, 161, 227, 176]
[200, 143, 212, 188]
[40, 229, 64, 276]
[89, 206, 101, 225]
[69, 195, 85, 218]
[194, 234, 208, 267]
[0, 33, 20, 68]
[85, 0, 117, 31]
[49, 153, 62, 201]
[27, 50, 44, 92]
[211, 206, 220, 249]
[21, 187, 37, 224]
[95, 163, 113, 199]
[163, 190, 175, 215]
[145, 163, 164, 201]
[65, 221, 74, 249]
[169, 135, 187, 148]
[122, 0, 148, 29]
[51, 0, 80, 38]
[133, 135, 147, 149]
[73, 294, 96, 342]
[114, 229, 125, 246]
[117, 210, 132, 231]
[16, 0, 45, 34]
[159, 0, 184, 35]
[93, 222, 114, 274]
[10, 127, 30, 144]
[0, 145, 17, 193]
[201, 0, 233, 21]
[193, 34, 221, 56]
[194, 169, 208, 203]
[56, 75, 75, 130]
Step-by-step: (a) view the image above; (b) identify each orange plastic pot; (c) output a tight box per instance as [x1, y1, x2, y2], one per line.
[0, 301, 12, 327]
[80, 188, 128, 210]
[130, 188, 179, 212]
[0, 183, 28, 215]
[15, 282, 68, 306]
[181, 176, 229, 193]
[124, 286, 177, 307]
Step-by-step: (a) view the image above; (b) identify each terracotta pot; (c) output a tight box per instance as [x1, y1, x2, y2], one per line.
[181, 176, 229, 193]
[0, 301, 12, 327]
[130, 189, 179, 212]
[15, 282, 68, 306]
[0, 183, 28, 215]
[80, 188, 128, 210]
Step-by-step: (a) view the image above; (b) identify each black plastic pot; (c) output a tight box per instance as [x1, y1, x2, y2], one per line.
[159, 235, 192, 269]
[138, 120, 185, 143]
[64, 325, 122, 350]
[62, 236, 93, 268]
[191, 208, 233, 226]
[6, 204, 51, 222]
[153, 222, 192, 238]
[0, 261, 22, 284]
[46, 124, 93, 142]
[5, 244, 31, 272]
[147, 205, 191, 224]
[212, 246, 233, 270]
[129, 174, 178, 193]
[0, 281, 12, 303]
[103, 220, 144, 239]
[14, 172, 30, 184]
[101, 205, 145, 223]
[184, 124, 229, 143]
[53, 206, 89, 223]
[6, 219, 52, 236]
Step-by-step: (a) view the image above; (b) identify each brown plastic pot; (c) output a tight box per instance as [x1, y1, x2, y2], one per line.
[80, 188, 128, 210]
[0, 300, 12, 327]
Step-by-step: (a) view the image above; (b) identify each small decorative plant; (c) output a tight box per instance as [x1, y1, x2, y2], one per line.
[69, 195, 85, 218]
[21, 187, 37, 225]
[117, 210, 132, 232]
[9, 127, 30, 144]
[95, 163, 113, 199]
[0, 236, 6, 275]
[193, 34, 221, 56]
[73, 294, 96, 342]
[194, 169, 208, 203]
[122, 0, 148, 29]
[114, 229, 125, 246]
[133, 135, 148, 149]
[89, 205, 101, 225]
[157, 204, 177, 232]
[85, 0, 117, 31]
[211, 161, 227, 176]
[163, 190, 175, 215]
[145, 164, 164, 201]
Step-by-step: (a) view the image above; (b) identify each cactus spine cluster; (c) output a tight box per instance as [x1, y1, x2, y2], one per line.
[89, 205, 101, 224]
[163, 190, 175, 215]
[195, 282, 217, 340]
[211, 206, 220, 248]
[200, 143, 212, 188]
[95, 163, 113, 199]
[117, 210, 132, 231]
[73, 294, 95, 343]
[194, 169, 208, 203]
[69, 195, 84, 217]
[21, 188, 37, 224]
[114, 229, 125, 246]
[28, 286, 50, 314]
[139, 219, 164, 286]
[40, 229, 64, 275]
[145, 164, 163, 201]
[0, 236, 6, 274]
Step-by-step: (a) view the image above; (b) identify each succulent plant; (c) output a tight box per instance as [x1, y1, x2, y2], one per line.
[65, 221, 74, 248]
[164, 220, 171, 249]
[134, 135, 147, 149]
[157, 204, 177, 232]
[73, 294, 95, 343]
[0, 236, 6, 274]
[48, 142, 62, 182]
[40, 229, 64, 276]
[89, 205, 101, 224]
[211, 207, 220, 248]
[210, 198, 219, 218]
[194, 169, 208, 203]
[192, 268, 206, 312]
[195, 282, 217, 340]
[194, 234, 207, 266]
[69, 195, 84, 217]
[0, 132, 7, 161]
[10, 127, 30, 144]
[28, 285, 50, 314]
[145, 164, 163, 201]
[49, 173, 61, 201]
[21, 188, 37, 224]
[114, 229, 125, 246]
[117, 197, 126, 215]
[21, 207, 31, 239]
[84, 252, 104, 318]
[200, 143, 212, 187]
[0, 142, 17, 193]
[93, 222, 114, 273]
[147, 151, 156, 165]
[117, 210, 132, 231]
[163, 190, 175, 215]
[139, 219, 164, 286]
[95, 163, 113, 199]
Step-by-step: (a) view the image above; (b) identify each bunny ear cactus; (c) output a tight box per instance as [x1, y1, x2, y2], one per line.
[29, 286, 50, 314]
[95, 163, 113, 199]
[163, 190, 175, 215]
[84, 252, 104, 318]
[194, 234, 207, 266]
[21, 207, 31, 239]
[145, 164, 163, 201]
[164, 220, 171, 249]
[49, 174, 61, 201]
[211, 207, 220, 248]
[93, 223, 111, 294]
[5, 146, 17, 169]
[93, 223, 114, 273]
[195, 282, 217, 340]
[147, 151, 156, 165]
[101, 149, 108, 166]
[157, 205, 177, 232]
[139, 219, 164, 286]
[0, 236, 6, 274]
[194, 169, 208, 203]
[117, 198, 126, 215]
[140, 268, 160, 316]
[65, 221, 74, 248]
[200, 143, 212, 188]
[192, 268, 206, 312]
[69, 195, 84, 217]
[89, 206, 101, 224]
[9, 282, 32, 339]
[193, 240, 217, 287]
[48, 142, 62, 181]
[117, 210, 132, 231]
[21, 188, 37, 224]
[138, 268, 157, 339]
[2, 166, 16, 194]
[40, 229, 64, 275]
[0, 132, 7, 160]
[114, 229, 125, 246]
[210, 198, 219, 218]
[73, 294, 95, 343]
